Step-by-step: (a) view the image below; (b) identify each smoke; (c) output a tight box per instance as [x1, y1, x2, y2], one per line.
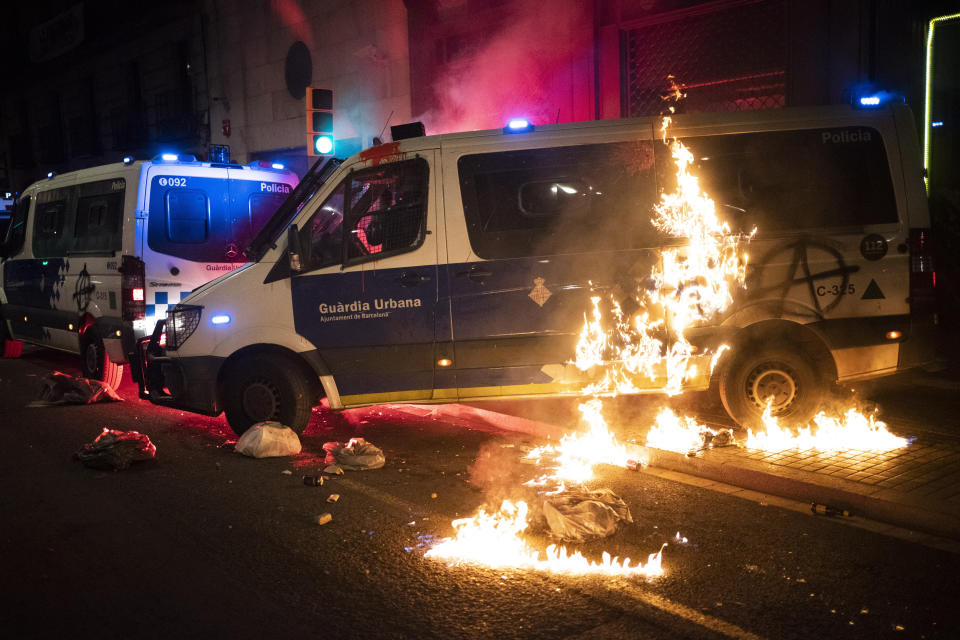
[416, 0, 590, 134]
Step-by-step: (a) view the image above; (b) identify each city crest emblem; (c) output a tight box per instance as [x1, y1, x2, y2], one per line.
[528, 277, 552, 307]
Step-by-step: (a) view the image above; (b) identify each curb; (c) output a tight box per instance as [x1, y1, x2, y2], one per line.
[639, 445, 960, 542]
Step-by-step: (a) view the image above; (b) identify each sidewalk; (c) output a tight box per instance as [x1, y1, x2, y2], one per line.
[637, 427, 960, 543]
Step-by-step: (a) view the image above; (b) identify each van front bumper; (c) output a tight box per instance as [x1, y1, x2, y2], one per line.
[133, 325, 222, 416]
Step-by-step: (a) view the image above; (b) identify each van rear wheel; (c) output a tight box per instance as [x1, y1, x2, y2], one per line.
[80, 330, 124, 390]
[222, 355, 314, 436]
[718, 347, 823, 431]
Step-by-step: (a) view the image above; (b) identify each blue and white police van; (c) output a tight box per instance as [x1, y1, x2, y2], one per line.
[135, 103, 937, 434]
[0, 155, 298, 387]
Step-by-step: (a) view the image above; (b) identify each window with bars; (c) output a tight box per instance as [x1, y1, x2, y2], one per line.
[625, 0, 786, 117]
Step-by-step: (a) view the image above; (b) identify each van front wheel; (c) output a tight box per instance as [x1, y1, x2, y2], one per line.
[222, 356, 314, 436]
[80, 330, 124, 390]
[718, 347, 823, 431]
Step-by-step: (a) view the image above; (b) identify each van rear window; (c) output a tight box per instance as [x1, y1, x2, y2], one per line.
[668, 127, 898, 233]
[147, 177, 291, 263]
[458, 141, 659, 259]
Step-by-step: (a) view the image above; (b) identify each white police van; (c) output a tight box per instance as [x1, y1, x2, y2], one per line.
[0, 155, 298, 387]
[135, 103, 937, 434]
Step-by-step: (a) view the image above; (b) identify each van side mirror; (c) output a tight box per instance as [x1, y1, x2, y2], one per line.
[287, 224, 303, 273]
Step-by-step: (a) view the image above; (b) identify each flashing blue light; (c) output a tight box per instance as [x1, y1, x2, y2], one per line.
[123, 156, 134, 164]
[932, 121, 944, 128]
[211, 314, 231, 326]
[161, 153, 178, 162]
[47, 171, 54, 179]
[504, 118, 534, 134]
[271, 162, 285, 170]
[859, 95, 881, 106]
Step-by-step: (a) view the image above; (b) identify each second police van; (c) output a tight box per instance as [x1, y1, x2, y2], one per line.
[0, 155, 298, 386]
[135, 103, 937, 435]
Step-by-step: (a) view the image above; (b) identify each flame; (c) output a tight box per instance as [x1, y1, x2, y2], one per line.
[573, 120, 752, 397]
[524, 399, 634, 484]
[425, 499, 665, 577]
[746, 405, 909, 452]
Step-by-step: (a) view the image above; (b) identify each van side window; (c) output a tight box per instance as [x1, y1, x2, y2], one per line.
[670, 127, 898, 234]
[73, 179, 124, 254]
[303, 183, 345, 270]
[2, 195, 30, 257]
[344, 158, 429, 264]
[33, 187, 75, 258]
[458, 141, 658, 259]
[166, 189, 209, 243]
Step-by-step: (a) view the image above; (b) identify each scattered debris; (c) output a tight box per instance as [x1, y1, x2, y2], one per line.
[234, 421, 301, 458]
[29, 371, 122, 407]
[626, 459, 641, 471]
[543, 488, 633, 542]
[323, 464, 344, 475]
[685, 428, 736, 456]
[281, 470, 292, 476]
[327, 493, 340, 503]
[74, 429, 156, 470]
[315, 513, 333, 525]
[811, 503, 851, 517]
[323, 437, 385, 470]
[303, 475, 324, 486]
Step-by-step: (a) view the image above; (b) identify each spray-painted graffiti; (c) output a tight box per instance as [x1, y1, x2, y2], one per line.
[73, 263, 94, 313]
[745, 237, 860, 316]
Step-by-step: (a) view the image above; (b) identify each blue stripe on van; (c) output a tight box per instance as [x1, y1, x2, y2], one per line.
[154, 291, 168, 305]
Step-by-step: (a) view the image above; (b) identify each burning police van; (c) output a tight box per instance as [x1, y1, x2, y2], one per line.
[134, 103, 936, 435]
[0, 155, 298, 387]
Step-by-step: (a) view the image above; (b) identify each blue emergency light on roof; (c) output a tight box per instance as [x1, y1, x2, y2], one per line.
[859, 95, 881, 106]
[932, 121, 944, 128]
[123, 156, 134, 164]
[47, 171, 54, 179]
[161, 153, 178, 162]
[211, 314, 231, 326]
[504, 118, 534, 133]
[271, 162, 285, 170]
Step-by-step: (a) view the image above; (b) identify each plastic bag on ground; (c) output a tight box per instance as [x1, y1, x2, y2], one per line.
[235, 421, 302, 458]
[323, 437, 385, 470]
[543, 488, 633, 542]
[74, 429, 157, 470]
[28, 371, 122, 407]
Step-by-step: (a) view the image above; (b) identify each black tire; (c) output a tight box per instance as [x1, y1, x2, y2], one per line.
[718, 346, 824, 430]
[221, 355, 315, 436]
[80, 329, 124, 390]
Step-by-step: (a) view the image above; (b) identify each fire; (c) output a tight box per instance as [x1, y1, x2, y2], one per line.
[524, 399, 634, 484]
[425, 500, 665, 577]
[746, 405, 909, 452]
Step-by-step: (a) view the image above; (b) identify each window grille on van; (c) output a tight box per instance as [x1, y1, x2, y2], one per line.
[625, 0, 786, 117]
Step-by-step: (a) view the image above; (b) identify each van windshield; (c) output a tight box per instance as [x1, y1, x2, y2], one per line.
[146, 176, 293, 263]
[248, 157, 342, 261]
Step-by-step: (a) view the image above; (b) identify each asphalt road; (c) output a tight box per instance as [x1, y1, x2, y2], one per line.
[1, 346, 958, 639]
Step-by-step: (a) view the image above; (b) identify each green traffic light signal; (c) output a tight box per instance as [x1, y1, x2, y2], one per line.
[313, 135, 334, 155]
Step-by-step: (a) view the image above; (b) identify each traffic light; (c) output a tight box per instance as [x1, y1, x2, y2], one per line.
[306, 88, 334, 157]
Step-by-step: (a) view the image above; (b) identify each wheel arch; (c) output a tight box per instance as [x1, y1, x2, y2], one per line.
[713, 319, 837, 386]
[215, 343, 328, 406]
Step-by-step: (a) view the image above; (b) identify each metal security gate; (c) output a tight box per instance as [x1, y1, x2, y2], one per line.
[625, 0, 787, 117]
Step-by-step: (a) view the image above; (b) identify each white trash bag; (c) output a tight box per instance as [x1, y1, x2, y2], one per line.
[543, 487, 633, 542]
[235, 421, 302, 458]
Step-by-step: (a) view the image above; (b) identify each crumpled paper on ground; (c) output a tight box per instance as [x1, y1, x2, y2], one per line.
[543, 487, 633, 542]
[322, 437, 385, 470]
[235, 421, 302, 458]
[28, 371, 123, 407]
[74, 429, 156, 470]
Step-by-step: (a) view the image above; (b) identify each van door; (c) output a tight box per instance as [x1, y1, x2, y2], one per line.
[290, 153, 438, 404]
[445, 136, 662, 400]
[142, 165, 232, 329]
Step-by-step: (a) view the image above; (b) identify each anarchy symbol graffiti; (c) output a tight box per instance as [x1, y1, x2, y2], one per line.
[73, 264, 95, 313]
[747, 238, 860, 316]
